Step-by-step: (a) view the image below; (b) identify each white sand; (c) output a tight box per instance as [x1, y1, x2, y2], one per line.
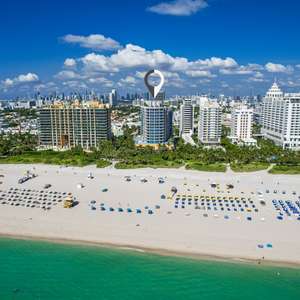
[0, 164, 300, 266]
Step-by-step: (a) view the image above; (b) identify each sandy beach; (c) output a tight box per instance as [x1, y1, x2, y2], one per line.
[0, 163, 300, 267]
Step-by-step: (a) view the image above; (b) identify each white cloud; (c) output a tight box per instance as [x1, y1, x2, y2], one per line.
[64, 58, 77, 67]
[198, 78, 211, 84]
[1, 72, 39, 89]
[3, 78, 14, 87]
[265, 62, 293, 74]
[62, 80, 87, 89]
[120, 76, 137, 85]
[55, 70, 82, 80]
[80, 52, 118, 73]
[62, 34, 121, 51]
[111, 44, 175, 68]
[253, 72, 264, 78]
[185, 70, 215, 77]
[189, 57, 238, 70]
[88, 77, 114, 87]
[147, 0, 208, 16]
[77, 44, 238, 80]
[219, 64, 262, 75]
[30, 33, 299, 96]
[18, 73, 39, 83]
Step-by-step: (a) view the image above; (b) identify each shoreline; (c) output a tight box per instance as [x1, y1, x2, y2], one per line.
[1, 163, 300, 271]
[1, 233, 300, 270]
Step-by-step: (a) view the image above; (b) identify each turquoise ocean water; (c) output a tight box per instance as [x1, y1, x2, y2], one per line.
[0, 238, 300, 300]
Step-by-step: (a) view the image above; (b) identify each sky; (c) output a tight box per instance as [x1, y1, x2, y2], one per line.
[1, 0, 300, 98]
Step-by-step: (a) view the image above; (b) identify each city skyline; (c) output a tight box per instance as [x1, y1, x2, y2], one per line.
[1, 0, 300, 99]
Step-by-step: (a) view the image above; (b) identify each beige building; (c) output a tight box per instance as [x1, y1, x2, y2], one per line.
[198, 101, 221, 145]
[39, 100, 111, 150]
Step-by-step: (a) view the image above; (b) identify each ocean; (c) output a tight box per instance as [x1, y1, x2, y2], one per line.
[0, 238, 300, 300]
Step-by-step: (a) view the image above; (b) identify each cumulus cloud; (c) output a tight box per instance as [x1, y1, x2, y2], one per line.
[120, 76, 137, 85]
[1, 72, 39, 89]
[147, 0, 208, 16]
[219, 64, 263, 75]
[80, 52, 118, 73]
[185, 70, 215, 77]
[3, 33, 295, 96]
[88, 77, 114, 87]
[265, 62, 293, 74]
[55, 70, 82, 80]
[76, 44, 237, 79]
[64, 58, 77, 68]
[62, 34, 121, 51]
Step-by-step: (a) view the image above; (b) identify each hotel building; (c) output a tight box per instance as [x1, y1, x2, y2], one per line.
[229, 104, 257, 146]
[198, 101, 221, 145]
[262, 82, 300, 150]
[39, 100, 111, 150]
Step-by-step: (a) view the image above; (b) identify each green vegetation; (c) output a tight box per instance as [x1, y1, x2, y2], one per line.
[0, 150, 96, 167]
[3, 108, 37, 128]
[0, 133, 38, 155]
[186, 162, 227, 172]
[269, 165, 300, 174]
[231, 163, 270, 172]
[0, 128, 299, 173]
[115, 160, 183, 169]
[96, 159, 111, 168]
[113, 106, 140, 117]
[3, 108, 37, 119]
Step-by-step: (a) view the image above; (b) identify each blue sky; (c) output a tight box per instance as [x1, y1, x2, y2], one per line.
[1, 0, 300, 98]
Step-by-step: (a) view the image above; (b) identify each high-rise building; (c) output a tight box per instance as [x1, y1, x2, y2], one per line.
[198, 101, 221, 145]
[262, 82, 300, 150]
[140, 101, 172, 145]
[229, 104, 256, 146]
[179, 99, 194, 136]
[39, 100, 111, 150]
[108, 89, 118, 106]
[230, 105, 253, 140]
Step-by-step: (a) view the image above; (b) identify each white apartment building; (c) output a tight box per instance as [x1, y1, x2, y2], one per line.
[230, 104, 256, 146]
[262, 82, 300, 150]
[179, 99, 194, 136]
[198, 101, 221, 145]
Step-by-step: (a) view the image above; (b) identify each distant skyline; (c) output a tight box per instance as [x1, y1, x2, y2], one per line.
[1, 0, 300, 98]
